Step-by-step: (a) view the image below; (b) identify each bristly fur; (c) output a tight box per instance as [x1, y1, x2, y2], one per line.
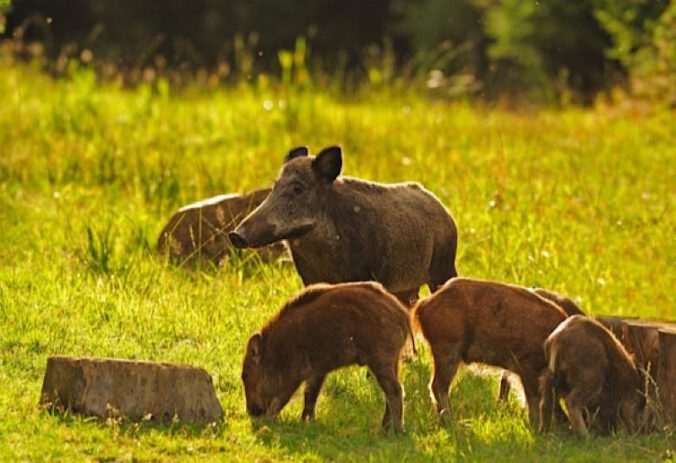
[259, 284, 332, 338]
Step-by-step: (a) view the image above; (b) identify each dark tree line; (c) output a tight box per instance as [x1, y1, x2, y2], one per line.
[2, 0, 673, 102]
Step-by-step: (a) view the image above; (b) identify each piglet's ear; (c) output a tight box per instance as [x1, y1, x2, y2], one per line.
[247, 333, 263, 364]
[312, 145, 342, 182]
[284, 146, 309, 163]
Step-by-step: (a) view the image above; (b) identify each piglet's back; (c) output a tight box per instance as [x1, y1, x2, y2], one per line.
[416, 278, 566, 334]
[261, 282, 411, 358]
[546, 316, 639, 383]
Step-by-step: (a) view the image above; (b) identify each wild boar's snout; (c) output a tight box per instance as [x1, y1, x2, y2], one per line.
[228, 230, 249, 248]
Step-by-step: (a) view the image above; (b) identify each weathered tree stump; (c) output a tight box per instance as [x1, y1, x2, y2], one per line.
[622, 320, 664, 376]
[40, 356, 223, 424]
[157, 188, 285, 265]
[657, 328, 676, 424]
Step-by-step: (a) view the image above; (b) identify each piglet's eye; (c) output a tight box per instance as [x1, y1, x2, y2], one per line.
[291, 183, 304, 195]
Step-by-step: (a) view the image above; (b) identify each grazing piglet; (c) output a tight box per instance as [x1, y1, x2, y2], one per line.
[229, 145, 458, 305]
[539, 315, 646, 435]
[414, 278, 567, 426]
[241, 282, 415, 432]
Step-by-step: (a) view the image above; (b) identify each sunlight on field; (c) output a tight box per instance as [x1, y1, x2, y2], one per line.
[0, 62, 674, 461]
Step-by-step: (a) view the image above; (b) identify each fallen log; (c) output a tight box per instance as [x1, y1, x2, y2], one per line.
[40, 356, 223, 424]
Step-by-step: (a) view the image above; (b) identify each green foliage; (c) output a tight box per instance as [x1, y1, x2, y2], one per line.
[3, 0, 669, 103]
[0, 63, 674, 460]
[593, 0, 668, 68]
[601, 0, 676, 104]
[0, 0, 10, 34]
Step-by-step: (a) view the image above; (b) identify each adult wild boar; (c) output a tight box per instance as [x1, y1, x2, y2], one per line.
[241, 282, 415, 432]
[539, 315, 646, 435]
[414, 278, 567, 426]
[229, 146, 458, 305]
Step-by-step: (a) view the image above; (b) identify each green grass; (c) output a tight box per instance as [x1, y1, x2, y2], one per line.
[0, 59, 674, 461]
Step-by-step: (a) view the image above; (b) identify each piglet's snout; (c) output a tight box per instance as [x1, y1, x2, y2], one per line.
[228, 231, 249, 248]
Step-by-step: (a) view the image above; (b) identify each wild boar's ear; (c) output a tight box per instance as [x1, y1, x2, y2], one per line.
[284, 146, 309, 163]
[312, 145, 342, 181]
[247, 333, 264, 363]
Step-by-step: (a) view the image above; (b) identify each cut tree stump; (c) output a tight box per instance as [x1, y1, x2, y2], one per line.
[622, 320, 663, 378]
[40, 356, 223, 424]
[621, 320, 676, 405]
[658, 328, 676, 424]
[157, 188, 285, 265]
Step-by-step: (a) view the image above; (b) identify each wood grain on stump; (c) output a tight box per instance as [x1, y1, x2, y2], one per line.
[40, 356, 223, 423]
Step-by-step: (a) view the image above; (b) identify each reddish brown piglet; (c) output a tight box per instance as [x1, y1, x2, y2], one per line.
[539, 315, 646, 435]
[241, 282, 415, 432]
[414, 278, 567, 426]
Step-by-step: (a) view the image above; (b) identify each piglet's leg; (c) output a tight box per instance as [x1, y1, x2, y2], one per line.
[565, 389, 591, 436]
[520, 369, 542, 428]
[430, 347, 461, 419]
[371, 364, 404, 433]
[302, 374, 326, 421]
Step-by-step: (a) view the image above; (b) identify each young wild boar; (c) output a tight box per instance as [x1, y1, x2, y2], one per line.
[539, 315, 646, 435]
[241, 282, 415, 432]
[229, 145, 458, 305]
[414, 278, 567, 426]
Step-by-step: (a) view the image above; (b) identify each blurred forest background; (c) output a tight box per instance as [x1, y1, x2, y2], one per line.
[1, 0, 674, 105]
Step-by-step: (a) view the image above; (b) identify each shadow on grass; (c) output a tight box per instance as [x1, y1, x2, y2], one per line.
[43, 407, 227, 440]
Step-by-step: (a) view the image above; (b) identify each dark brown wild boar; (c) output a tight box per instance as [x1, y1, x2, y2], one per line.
[229, 146, 458, 305]
[539, 315, 646, 435]
[241, 282, 415, 432]
[414, 278, 567, 426]
[498, 287, 585, 400]
[157, 188, 285, 265]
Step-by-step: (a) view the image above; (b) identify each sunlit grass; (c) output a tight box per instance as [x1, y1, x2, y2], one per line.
[0, 61, 674, 461]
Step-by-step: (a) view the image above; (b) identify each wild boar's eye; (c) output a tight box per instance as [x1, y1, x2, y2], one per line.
[291, 183, 305, 195]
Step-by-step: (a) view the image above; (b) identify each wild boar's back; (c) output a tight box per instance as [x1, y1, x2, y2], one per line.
[291, 178, 458, 294]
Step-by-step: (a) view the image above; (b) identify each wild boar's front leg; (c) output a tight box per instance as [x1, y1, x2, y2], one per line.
[301, 374, 326, 421]
[393, 289, 420, 308]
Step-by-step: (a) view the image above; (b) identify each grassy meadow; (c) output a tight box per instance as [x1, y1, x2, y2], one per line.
[0, 59, 674, 461]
